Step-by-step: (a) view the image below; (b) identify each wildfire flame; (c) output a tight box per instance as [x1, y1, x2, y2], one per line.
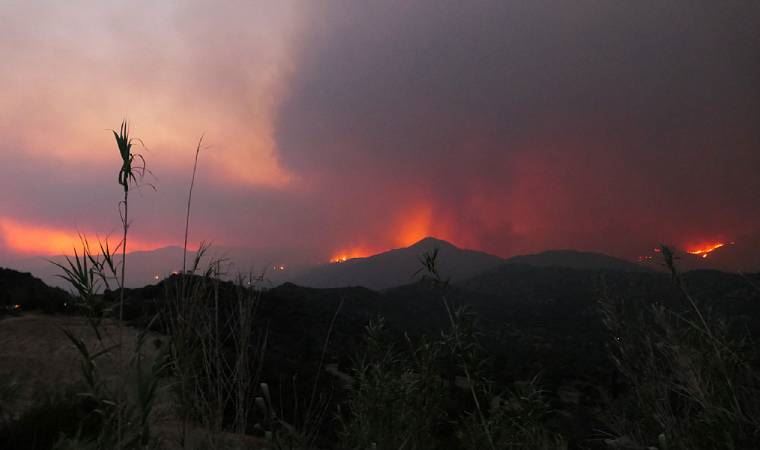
[686, 242, 726, 259]
[330, 248, 373, 263]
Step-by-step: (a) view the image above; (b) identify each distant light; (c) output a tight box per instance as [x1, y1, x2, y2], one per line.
[154, 275, 160, 280]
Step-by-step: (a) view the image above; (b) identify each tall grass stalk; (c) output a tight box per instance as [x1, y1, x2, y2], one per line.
[182, 135, 204, 276]
[112, 120, 151, 449]
[162, 263, 267, 448]
[49, 123, 145, 447]
[305, 298, 344, 436]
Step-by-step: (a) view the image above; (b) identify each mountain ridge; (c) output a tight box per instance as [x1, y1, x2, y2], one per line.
[291, 237, 654, 290]
[503, 249, 651, 273]
[291, 237, 504, 290]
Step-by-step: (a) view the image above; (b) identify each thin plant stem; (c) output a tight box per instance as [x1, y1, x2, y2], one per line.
[306, 297, 344, 434]
[442, 297, 496, 450]
[120, 189, 128, 322]
[117, 184, 129, 450]
[182, 135, 204, 275]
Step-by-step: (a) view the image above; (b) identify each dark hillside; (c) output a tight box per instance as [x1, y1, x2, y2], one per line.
[503, 249, 651, 272]
[0, 267, 70, 315]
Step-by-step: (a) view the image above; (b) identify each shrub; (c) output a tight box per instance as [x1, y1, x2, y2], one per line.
[339, 318, 449, 449]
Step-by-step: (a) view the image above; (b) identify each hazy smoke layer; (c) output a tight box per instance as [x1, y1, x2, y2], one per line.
[1, 1, 759, 266]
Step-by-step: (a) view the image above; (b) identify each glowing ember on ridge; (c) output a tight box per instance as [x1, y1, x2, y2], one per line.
[687, 242, 727, 259]
[330, 248, 373, 263]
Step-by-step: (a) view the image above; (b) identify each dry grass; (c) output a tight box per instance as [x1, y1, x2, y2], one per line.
[0, 313, 269, 449]
[0, 315, 156, 415]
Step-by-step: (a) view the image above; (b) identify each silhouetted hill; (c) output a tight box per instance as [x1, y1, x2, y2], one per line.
[292, 237, 504, 290]
[503, 249, 650, 272]
[0, 267, 71, 314]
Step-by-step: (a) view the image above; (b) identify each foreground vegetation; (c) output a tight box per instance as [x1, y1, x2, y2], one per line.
[3, 252, 760, 449]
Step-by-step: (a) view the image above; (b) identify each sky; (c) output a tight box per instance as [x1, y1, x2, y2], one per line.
[1, 0, 759, 269]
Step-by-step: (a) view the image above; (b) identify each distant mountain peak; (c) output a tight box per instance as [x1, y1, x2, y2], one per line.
[292, 237, 503, 290]
[407, 236, 457, 249]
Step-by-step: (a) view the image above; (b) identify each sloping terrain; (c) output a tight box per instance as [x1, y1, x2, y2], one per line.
[503, 249, 651, 272]
[0, 267, 70, 314]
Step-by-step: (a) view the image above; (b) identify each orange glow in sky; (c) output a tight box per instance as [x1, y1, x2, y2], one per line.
[0, 217, 167, 256]
[393, 204, 456, 248]
[329, 205, 456, 263]
[395, 207, 434, 247]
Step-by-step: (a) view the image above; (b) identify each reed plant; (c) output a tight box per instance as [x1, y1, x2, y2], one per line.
[150, 131, 270, 447]
[46, 122, 173, 449]
[48, 235, 169, 449]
